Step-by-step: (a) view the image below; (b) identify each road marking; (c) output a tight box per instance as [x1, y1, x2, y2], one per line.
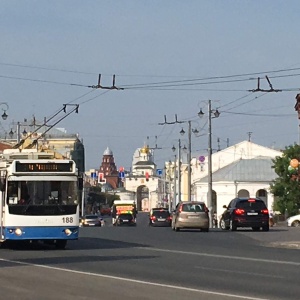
[136, 247, 300, 266]
[0, 257, 269, 300]
[195, 266, 284, 279]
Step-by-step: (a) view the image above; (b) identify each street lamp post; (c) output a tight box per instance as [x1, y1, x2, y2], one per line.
[172, 139, 182, 204]
[198, 100, 220, 228]
[188, 122, 192, 200]
[0, 103, 9, 120]
[173, 154, 177, 211]
[9, 121, 28, 143]
[180, 121, 199, 201]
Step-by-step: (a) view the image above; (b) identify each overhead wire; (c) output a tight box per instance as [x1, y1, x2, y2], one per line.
[0, 74, 90, 88]
[2, 62, 300, 91]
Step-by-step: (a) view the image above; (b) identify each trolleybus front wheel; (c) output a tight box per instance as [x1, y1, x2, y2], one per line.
[55, 240, 67, 250]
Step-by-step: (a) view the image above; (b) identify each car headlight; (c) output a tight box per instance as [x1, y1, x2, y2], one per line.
[64, 229, 72, 236]
[15, 228, 23, 236]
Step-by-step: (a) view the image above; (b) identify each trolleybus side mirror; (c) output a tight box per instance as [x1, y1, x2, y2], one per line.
[0, 180, 4, 192]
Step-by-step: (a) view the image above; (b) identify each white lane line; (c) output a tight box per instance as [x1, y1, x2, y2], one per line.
[195, 266, 284, 279]
[136, 247, 300, 266]
[0, 257, 269, 300]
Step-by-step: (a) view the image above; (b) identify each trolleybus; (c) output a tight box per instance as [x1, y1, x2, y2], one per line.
[0, 149, 80, 249]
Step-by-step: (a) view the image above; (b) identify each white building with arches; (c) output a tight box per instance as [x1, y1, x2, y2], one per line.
[191, 140, 282, 219]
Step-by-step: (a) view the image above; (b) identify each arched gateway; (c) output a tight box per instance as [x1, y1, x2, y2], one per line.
[136, 185, 149, 211]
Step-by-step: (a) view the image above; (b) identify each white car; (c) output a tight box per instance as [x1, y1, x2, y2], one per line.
[287, 214, 300, 227]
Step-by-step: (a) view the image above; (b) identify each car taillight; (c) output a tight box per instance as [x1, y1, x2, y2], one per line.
[167, 216, 172, 221]
[234, 208, 245, 215]
[151, 216, 156, 221]
[261, 209, 269, 214]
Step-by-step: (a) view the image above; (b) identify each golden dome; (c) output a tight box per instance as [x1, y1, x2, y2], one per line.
[140, 146, 149, 154]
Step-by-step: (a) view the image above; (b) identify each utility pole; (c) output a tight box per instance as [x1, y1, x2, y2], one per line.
[198, 100, 220, 228]
[172, 140, 182, 204]
[178, 139, 181, 203]
[207, 100, 213, 228]
[187, 121, 192, 200]
[173, 154, 177, 211]
[160, 114, 198, 203]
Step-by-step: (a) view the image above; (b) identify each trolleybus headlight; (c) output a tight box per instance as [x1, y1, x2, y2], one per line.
[15, 228, 23, 236]
[64, 229, 72, 236]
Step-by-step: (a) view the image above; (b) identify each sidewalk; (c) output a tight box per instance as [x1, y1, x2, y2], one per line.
[269, 222, 300, 249]
[238, 222, 300, 250]
[266, 221, 300, 250]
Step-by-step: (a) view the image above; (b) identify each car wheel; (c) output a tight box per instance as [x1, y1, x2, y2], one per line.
[262, 224, 269, 231]
[174, 223, 180, 232]
[220, 218, 229, 230]
[230, 220, 237, 231]
[291, 220, 300, 227]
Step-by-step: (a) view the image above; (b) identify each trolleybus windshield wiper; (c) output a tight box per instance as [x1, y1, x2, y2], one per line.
[23, 199, 33, 214]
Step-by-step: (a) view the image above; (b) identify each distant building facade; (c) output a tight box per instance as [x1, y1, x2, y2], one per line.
[124, 145, 165, 211]
[99, 147, 119, 190]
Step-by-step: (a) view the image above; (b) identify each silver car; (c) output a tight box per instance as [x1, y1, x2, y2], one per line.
[81, 214, 102, 227]
[171, 201, 209, 232]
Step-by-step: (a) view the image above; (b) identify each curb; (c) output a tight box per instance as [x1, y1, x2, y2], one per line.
[268, 241, 300, 250]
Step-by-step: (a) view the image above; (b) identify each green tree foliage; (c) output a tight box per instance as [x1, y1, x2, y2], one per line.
[270, 144, 300, 216]
[87, 186, 120, 207]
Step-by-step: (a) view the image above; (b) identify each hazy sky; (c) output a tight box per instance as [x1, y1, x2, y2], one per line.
[1, 0, 300, 170]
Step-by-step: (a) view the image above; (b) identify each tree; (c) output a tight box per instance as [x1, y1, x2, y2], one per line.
[270, 144, 300, 216]
[87, 186, 120, 208]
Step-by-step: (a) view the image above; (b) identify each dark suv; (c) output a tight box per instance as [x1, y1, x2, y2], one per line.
[149, 208, 171, 227]
[220, 197, 269, 231]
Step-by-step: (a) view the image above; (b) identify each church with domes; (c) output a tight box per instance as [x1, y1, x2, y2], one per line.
[92, 144, 166, 211]
[124, 144, 165, 211]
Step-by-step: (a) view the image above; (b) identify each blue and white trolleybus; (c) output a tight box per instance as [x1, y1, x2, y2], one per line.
[0, 149, 80, 249]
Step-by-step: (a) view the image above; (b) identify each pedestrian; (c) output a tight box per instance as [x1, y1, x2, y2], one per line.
[213, 211, 218, 228]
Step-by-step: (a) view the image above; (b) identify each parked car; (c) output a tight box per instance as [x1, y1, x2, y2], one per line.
[171, 201, 209, 232]
[219, 197, 269, 231]
[286, 214, 300, 227]
[81, 214, 103, 227]
[149, 208, 172, 227]
[116, 213, 136, 226]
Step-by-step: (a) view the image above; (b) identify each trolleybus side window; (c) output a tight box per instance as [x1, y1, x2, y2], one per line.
[7, 182, 30, 205]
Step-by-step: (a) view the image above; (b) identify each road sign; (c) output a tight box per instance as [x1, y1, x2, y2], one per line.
[156, 169, 163, 176]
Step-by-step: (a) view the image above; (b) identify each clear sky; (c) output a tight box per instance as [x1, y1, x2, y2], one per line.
[1, 0, 300, 170]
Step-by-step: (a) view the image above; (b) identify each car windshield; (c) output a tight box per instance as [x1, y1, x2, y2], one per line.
[6, 180, 78, 205]
[119, 214, 133, 220]
[182, 203, 205, 212]
[152, 210, 170, 217]
[236, 200, 266, 210]
[85, 215, 98, 219]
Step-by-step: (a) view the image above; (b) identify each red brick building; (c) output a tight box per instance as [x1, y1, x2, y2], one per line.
[0, 141, 13, 152]
[99, 147, 119, 190]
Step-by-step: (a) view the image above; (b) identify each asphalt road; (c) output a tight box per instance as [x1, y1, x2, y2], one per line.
[0, 212, 299, 300]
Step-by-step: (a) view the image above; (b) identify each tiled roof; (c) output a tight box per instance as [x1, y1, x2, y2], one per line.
[198, 157, 277, 182]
